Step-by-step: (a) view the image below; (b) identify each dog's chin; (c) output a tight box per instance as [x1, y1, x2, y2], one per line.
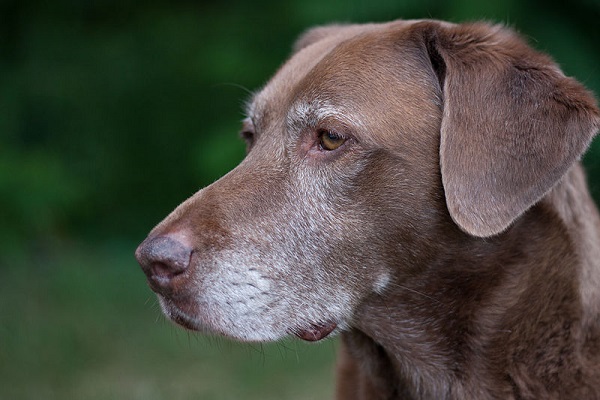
[158, 297, 212, 333]
[157, 296, 342, 343]
[291, 321, 339, 342]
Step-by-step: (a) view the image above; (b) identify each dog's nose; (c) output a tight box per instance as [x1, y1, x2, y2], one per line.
[135, 235, 192, 292]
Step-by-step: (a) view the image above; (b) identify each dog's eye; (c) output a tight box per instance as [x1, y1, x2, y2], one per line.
[241, 130, 254, 144]
[240, 130, 255, 153]
[318, 129, 347, 151]
[240, 119, 256, 153]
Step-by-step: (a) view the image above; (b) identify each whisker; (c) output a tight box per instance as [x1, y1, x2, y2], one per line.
[213, 82, 254, 96]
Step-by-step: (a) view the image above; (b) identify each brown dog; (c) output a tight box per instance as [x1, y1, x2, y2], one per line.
[136, 19, 600, 399]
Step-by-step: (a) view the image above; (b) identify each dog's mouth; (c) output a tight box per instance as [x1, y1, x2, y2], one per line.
[159, 295, 340, 342]
[158, 297, 210, 332]
[292, 321, 338, 342]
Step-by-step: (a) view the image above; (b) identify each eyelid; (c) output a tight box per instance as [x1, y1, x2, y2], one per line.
[240, 118, 254, 137]
[320, 129, 347, 139]
[241, 118, 255, 132]
[240, 118, 256, 153]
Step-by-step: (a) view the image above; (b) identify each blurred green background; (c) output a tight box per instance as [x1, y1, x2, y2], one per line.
[1, 0, 599, 399]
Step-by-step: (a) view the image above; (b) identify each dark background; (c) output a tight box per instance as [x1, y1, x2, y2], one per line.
[1, 0, 599, 399]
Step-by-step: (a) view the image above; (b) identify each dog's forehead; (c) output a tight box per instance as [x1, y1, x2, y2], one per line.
[249, 19, 441, 116]
[248, 30, 359, 123]
[249, 20, 442, 149]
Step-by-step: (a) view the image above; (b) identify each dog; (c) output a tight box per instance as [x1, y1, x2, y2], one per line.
[136, 19, 600, 399]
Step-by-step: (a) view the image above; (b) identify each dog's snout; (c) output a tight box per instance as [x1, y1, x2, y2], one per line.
[135, 235, 192, 291]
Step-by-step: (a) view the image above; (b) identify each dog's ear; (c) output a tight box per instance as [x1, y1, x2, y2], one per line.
[419, 22, 600, 237]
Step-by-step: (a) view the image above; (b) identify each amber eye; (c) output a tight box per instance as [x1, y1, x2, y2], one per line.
[318, 129, 346, 151]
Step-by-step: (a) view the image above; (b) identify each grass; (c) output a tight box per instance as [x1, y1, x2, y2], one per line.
[0, 239, 336, 400]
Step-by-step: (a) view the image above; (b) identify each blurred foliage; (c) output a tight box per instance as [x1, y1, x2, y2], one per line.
[0, 0, 599, 255]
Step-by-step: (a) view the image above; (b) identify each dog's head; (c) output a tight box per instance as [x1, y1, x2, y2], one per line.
[136, 20, 599, 342]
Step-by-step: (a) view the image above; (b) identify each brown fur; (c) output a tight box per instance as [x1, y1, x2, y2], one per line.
[136, 20, 600, 399]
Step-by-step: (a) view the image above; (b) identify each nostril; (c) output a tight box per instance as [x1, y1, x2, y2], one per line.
[150, 261, 184, 280]
[135, 235, 192, 289]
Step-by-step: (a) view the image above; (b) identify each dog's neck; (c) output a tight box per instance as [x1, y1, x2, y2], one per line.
[340, 165, 600, 399]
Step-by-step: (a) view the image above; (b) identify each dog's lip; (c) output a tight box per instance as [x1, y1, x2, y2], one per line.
[160, 295, 340, 342]
[293, 321, 338, 342]
[169, 309, 201, 331]
[159, 297, 206, 331]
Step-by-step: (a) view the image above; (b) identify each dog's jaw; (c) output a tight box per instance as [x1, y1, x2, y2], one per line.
[156, 291, 347, 342]
[149, 241, 361, 342]
[161, 293, 341, 342]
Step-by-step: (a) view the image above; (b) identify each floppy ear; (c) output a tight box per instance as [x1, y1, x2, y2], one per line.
[420, 22, 600, 237]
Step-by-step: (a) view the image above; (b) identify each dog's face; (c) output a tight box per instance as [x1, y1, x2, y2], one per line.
[137, 21, 444, 342]
[136, 20, 599, 343]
